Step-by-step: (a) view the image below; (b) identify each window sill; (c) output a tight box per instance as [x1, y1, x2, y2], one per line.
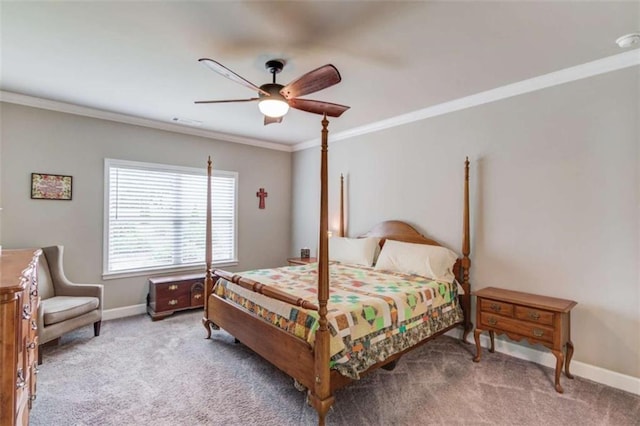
[102, 260, 239, 281]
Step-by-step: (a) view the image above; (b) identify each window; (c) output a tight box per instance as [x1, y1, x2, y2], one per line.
[104, 159, 237, 278]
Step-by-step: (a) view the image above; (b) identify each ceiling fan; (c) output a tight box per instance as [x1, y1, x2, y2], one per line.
[195, 58, 350, 125]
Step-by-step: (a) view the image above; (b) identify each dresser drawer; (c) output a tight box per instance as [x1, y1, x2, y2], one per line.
[479, 299, 514, 317]
[480, 312, 555, 344]
[155, 281, 191, 297]
[26, 333, 38, 369]
[155, 293, 190, 311]
[191, 290, 204, 307]
[514, 306, 555, 326]
[16, 387, 29, 425]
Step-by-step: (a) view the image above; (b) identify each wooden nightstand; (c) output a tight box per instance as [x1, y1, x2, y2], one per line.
[287, 257, 317, 266]
[472, 287, 577, 393]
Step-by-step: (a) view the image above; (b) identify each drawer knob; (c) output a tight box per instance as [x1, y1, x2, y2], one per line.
[16, 369, 25, 389]
[528, 311, 541, 320]
[490, 303, 501, 312]
[168, 299, 178, 306]
[194, 293, 202, 300]
[168, 284, 178, 291]
[31, 320, 38, 331]
[488, 317, 498, 326]
[27, 342, 36, 350]
[532, 329, 544, 338]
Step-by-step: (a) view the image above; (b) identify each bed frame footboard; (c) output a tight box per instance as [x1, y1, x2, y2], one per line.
[207, 291, 318, 389]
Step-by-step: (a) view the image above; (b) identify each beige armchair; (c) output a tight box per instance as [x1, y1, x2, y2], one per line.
[37, 245, 103, 364]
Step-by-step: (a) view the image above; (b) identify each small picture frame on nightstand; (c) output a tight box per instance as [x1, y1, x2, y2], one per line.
[300, 248, 310, 258]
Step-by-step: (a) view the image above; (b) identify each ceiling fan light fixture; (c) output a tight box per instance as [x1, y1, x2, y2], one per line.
[616, 33, 640, 48]
[195, 58, 348, 123]
[258, 98, 289, 118]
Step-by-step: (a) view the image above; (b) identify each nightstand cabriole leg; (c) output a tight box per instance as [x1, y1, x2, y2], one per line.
[473, 328, 483, 362]
[565, 341, 575, 379]
[488, 330, 495, 353]
[565, 313, 574, 379]
[552, 349, 564, 393]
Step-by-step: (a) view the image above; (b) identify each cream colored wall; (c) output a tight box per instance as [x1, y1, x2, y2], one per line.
[292, 67, 640, 378]
[0, 103, 291, 310]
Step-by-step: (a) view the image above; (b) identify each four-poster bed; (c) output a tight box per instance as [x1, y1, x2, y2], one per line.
[202, 116, 472, 425]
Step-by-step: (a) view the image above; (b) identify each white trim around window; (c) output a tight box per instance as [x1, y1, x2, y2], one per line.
[103, 158, 238, 279]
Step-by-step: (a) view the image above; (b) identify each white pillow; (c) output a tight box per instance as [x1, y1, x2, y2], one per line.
[329, 237, 380, 267]
[374, 239, 458, 283]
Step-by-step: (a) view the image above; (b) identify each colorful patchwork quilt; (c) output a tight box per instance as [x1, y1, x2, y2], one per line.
[214, 261, 463, 379]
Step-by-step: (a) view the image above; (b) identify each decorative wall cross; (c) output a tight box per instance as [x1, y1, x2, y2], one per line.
[256, 188, 268, 209]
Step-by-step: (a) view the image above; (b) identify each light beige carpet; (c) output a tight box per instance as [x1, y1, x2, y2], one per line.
[31, 311, 639, 425]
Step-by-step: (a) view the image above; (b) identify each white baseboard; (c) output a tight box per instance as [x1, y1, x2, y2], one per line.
[447, 330, 640, 396]
[102, 304, 147, 321]
[101, 305, 638, 395]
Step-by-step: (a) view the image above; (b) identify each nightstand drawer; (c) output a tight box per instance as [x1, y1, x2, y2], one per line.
[479, 299, 514, 317]
[514, 306, 554, 326]
[480, 312, 555, 344]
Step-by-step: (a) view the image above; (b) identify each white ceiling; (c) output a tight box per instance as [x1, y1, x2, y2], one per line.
[1, 1, 638, 148]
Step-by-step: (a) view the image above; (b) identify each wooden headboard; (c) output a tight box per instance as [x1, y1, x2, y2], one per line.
[360, 220, 465, 285]
[361, 220, 442, 246]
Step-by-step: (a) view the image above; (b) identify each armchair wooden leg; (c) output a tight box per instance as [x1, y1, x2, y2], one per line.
[94, 321, 102, 337]
[38, 345, 43, 365]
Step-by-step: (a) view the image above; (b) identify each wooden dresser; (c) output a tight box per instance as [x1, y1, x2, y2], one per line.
[1, 249, 41, 426]
[147, 273, 205, 320]
[472, 286, 577, 393]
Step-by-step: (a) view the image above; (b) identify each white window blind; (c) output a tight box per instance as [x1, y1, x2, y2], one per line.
[104, 159, 237, 276]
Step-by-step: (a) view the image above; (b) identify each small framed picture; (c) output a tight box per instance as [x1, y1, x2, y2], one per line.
[31, 173, 73, 200]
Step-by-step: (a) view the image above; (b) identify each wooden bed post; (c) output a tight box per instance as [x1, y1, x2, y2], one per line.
[461, 157, 473, 341]
[309, 114, 334, 426]
[339, 173, 345, 237]
[203, 156, 217, 337]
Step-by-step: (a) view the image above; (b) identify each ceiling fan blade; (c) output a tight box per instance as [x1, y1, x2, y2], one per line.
[288, 98, 350, 117]
[264, 115, 283, 126]
[280, 64, 341, 99]
[195, 98, 259, 104]
[198, 58, 270, 96]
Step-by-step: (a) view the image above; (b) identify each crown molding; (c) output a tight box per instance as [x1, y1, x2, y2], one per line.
[294, 49, 640, 152]
[3, 49, 638, 154]
[0, 91, 293, 153]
